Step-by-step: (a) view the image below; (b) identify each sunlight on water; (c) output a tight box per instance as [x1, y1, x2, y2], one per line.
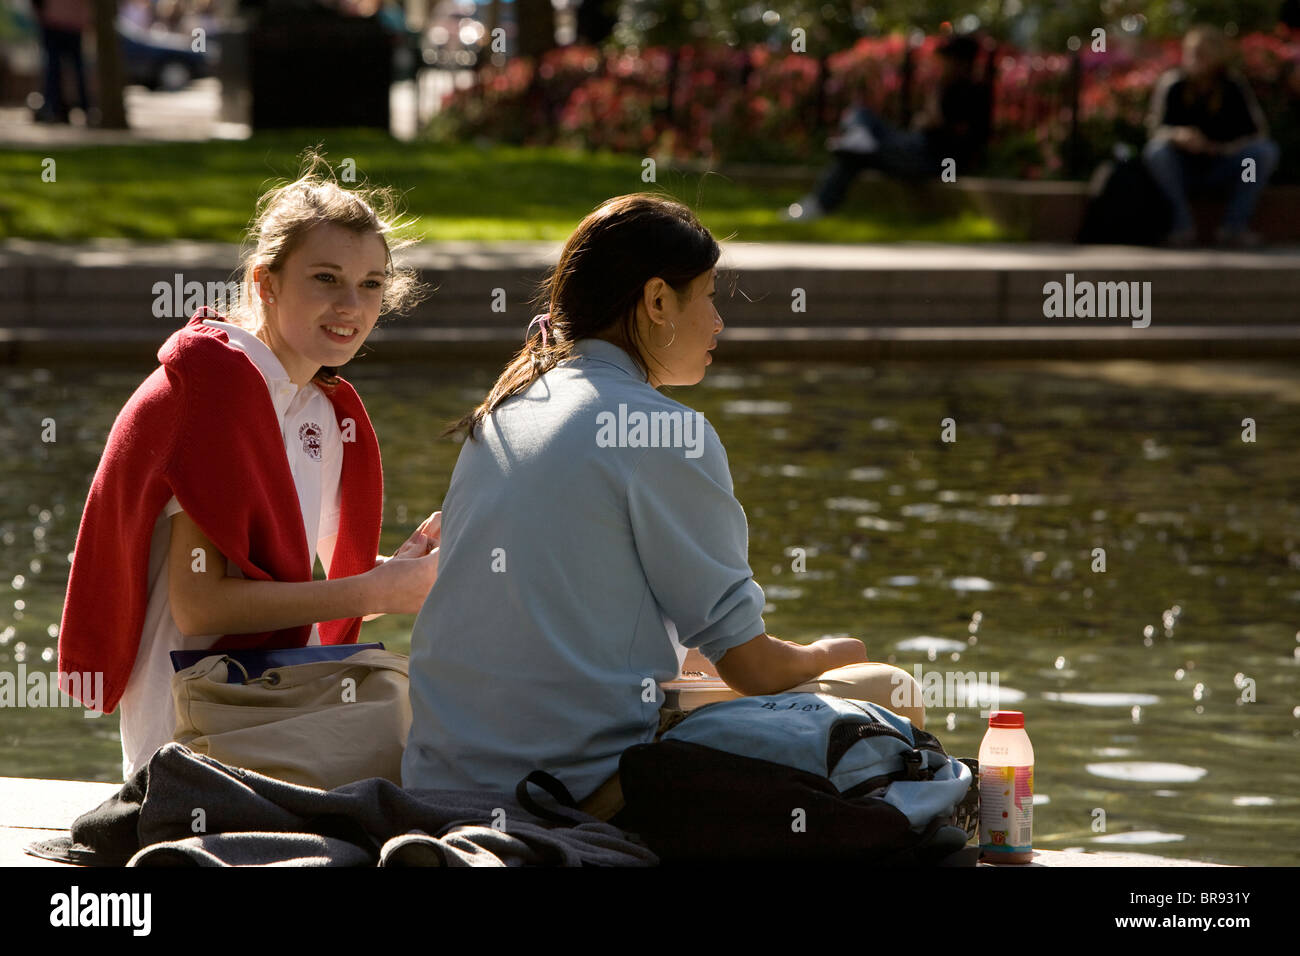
[1043, 692, 1161, 707]
[882, 575, 920, 587]
[721, 399, 792, 415]
[895, 636, 967, 654]
[948, 576, 995, 592]
[1093, 830, 1186, 845]
[1086, 763, 1209, 783]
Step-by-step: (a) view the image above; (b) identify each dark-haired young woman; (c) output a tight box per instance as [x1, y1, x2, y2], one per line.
[402, 194, 925, 816]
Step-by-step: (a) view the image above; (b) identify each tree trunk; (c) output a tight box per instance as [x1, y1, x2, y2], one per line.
[514, 0, 555, 59]
[93, 0, 126, 128]
[575, 0, 617, 45]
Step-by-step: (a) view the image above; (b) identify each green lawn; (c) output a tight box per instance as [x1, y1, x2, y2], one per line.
[0, 130, 1008, 243]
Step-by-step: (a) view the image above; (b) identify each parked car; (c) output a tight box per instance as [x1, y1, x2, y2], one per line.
[117, 17, 215, 91]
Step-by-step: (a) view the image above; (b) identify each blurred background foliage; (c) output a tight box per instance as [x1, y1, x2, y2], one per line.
[609, 0, 1287, 50]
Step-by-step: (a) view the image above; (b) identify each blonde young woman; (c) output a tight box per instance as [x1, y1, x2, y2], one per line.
[58, 154, 440, 779]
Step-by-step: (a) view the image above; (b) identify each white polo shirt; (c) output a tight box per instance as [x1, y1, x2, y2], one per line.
[116, 319, 344, 780]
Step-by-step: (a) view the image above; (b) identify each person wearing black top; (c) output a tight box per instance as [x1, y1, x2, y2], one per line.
[1142, 24, 1280, 246]
[785, 34, 992, 223]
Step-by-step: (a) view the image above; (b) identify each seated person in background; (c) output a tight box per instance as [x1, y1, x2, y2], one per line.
[1142, 24, 1280, 247]
[785, 34, 992, 222]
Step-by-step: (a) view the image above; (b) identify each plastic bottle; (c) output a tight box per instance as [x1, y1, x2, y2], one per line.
[978, 710, 1034, 863]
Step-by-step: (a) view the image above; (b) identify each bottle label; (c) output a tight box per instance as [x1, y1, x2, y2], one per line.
[979, 764, 1033, 854]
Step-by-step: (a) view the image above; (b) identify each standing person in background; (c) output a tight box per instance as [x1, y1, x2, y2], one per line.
[1143, 24, 1280, 247]
[32, 0, 92, 123]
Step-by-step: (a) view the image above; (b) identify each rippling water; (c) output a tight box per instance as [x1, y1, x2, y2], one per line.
[2, 357, 1298, 865]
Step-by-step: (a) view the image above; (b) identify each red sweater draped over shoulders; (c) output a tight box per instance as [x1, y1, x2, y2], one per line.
[57, 310, 384, 714]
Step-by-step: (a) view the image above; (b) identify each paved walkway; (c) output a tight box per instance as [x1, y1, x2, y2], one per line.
[0, 74, 456, 146]
[4, 238, 1299, 361]
[0, 79, 246, 146]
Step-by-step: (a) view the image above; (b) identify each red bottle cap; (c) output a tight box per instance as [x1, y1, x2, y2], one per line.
[988, 710, 1025, 728]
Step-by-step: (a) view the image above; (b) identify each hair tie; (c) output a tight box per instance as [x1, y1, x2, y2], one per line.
[526, 313, 551, 348]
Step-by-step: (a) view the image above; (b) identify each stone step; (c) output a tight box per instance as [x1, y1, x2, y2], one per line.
[5, 240, 1299, 358]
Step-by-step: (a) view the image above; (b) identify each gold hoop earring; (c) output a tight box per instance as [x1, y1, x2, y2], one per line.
[657, 320, 676, 349]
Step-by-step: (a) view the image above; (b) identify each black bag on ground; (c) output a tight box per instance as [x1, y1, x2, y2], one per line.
[1077, 155, 1173, 245]
[617, 739, 978, 864]
[615, 693, 981, 865]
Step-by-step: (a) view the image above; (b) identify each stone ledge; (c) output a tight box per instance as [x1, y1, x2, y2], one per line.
[5, 324, 1299, 362]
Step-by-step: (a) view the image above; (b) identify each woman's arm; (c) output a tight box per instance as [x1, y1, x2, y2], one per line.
[167, 511, 438, 637]
[324, 511, 442, 623]
[1146, 69, 1186, 144]
[1213, 74, 1271, 154]
[715, 633, 868, 697]
[627, 417, 867, 695]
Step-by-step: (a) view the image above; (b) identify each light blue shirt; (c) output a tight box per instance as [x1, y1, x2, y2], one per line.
[402, 338, 766, 800]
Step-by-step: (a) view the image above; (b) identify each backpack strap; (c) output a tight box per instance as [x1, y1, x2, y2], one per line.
[828, 719, 940, 798]
[514, 770, 586, 827]
[838, 752, 933, 799]
[825, 719, 913, 776]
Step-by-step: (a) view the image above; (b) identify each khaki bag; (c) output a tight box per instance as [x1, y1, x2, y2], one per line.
[171, 648, 411, 790]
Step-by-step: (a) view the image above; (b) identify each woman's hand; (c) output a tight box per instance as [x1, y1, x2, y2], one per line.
[810, 636, 870, 670]
[1171, 126, 1212, 153]
[373, 511, 441, 565]
[391, 511, 441, 559]
[365, 511, 441, 615]
[365, 543, 439, 615]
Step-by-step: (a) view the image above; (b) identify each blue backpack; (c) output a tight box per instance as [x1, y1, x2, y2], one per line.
[617, 692, 980, 864]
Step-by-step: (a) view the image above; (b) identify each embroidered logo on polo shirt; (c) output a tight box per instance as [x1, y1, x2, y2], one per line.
[298, 422, 323, 461]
